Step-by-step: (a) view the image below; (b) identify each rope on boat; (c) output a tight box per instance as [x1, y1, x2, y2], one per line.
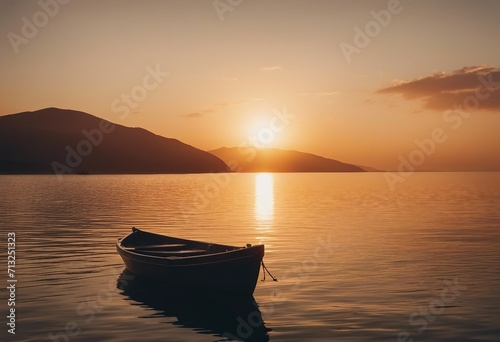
[261, 261, 278, 282]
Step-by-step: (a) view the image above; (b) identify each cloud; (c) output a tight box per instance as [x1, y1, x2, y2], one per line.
[180, 112, 204, 119]
[301, 91, 341, 96]
[180, 98, 262, 119]
[316, 91, 341, 96]
[377, 65, 500, 111]
[260, 66, 281, 71]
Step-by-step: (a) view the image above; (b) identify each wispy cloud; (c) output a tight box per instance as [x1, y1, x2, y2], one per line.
[316, 91, 341, 96]
[377, 65, 500, 111]
[180, 98, 262, 119]
[180, 112, 204, 119]
[260, 66, 281, 71]
[301, 91, 341, 96]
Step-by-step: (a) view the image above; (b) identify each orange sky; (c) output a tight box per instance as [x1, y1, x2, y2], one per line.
[1, 0, 499, 171]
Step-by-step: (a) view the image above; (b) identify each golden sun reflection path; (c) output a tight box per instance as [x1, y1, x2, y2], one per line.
[254, 173, 274, 225]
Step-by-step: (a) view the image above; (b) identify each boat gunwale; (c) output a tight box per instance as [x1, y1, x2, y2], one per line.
[116, 228, 264, 262]
[117, 248, 263, 267]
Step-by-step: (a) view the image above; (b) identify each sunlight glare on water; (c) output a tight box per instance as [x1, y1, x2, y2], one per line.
[255, 173, 274, 223]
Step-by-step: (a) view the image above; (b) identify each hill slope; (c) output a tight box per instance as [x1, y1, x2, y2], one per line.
[209, 147, 364, 172]
[0, 108, 229, 174]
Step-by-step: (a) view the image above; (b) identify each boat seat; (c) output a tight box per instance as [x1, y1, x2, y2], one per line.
[134, 249, 207, 257]
[124, 243, 187, 251]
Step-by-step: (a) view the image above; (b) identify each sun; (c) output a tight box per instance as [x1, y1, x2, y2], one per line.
[243, 114, 282, 149]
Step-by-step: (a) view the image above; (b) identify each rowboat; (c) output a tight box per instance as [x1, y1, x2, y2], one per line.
[116, 227, 265, 295]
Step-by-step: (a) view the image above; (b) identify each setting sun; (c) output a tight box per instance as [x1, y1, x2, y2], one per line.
[242, 111, 286, 149]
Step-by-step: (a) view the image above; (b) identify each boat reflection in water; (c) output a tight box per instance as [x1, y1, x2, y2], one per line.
[117, 270, 271, 341]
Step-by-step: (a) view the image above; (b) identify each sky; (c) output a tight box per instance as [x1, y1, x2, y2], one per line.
[1, 0, 499, 171]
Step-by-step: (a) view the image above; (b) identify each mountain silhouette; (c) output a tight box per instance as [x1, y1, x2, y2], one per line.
[209, 147, 365, 172]
[0, 108, 229, 175]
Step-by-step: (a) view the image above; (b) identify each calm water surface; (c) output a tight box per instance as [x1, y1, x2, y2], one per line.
[0, 173, 499, 341]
